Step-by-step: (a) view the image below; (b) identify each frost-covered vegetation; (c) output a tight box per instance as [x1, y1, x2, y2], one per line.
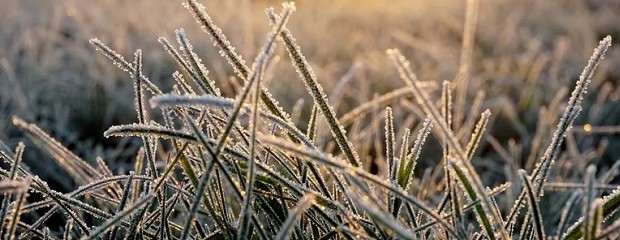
[0, 0, 619, 239]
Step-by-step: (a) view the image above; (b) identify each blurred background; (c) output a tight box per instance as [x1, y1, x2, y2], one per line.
[0, 0, 619, 191]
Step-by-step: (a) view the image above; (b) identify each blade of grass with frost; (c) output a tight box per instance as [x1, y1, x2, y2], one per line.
[586, 199, 603, 240]
[0, 143, 24, 231]
[259, 135, 460, 238]
[95, 158, 120, 196]
[385, 107, 396, 180]
[267, 8, 361, 167]
[159, 37, 204, 95]
[389, 49, 510, 239]
[83, 193, 155, 240]
[307, 104, 319, 142]
[393, 119, 432, 218]
[533, 37, 611, 193]
[450, 180, 463, 229]
[105, 123, 197, 142]
[209, 1, 291, 159]
[132, 50, 158, 179]
[388, 49, 465, 161]
[563, 186, 620, 240]
[12, 117, 98, 185]
[557, 190, 581, 238]
[4, 180, 28, 240]
[237, 33, 267, 239]
[175, 28, 220, 96]
[335, 225, 375, 240]
[440, 80, 460, 228]
[385, 107, 399, 217]
[262, 144, 339, 208]
[347, 184, 416, 239]
[453, 0, 480, 131]
[397, 128, 410, 178]
[398, 118, 432, 190]
[157, 192, 166, 240]
[90, 39, 162, 95]
[583, 165, 597, 240]
[131, 149, 145, 205]
[0, 180, 28, 194]
[183, 0, 293, 124]
[63, 219, 74, 240]
[300, 105, 319, 185]
[465, 110, 491, 161]
[147, 196, 185, 237]
[108, 173, 135, 240]
[519, 169, 545, 240]
[274, 193, 315, 240]
[159, 35, 193, 80]
[457, 90, 485, 141]
[505, 36, 612, 230]
[172, 71, 196, 95]
[163, 193, 181, 239]
[449, 159, 495, 240]
[391, 127, 410, 218]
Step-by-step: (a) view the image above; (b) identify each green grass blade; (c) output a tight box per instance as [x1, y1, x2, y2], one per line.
[519, 169, 545, 240]
[449, 160, 495, 240]
[583, 165, 598, 240]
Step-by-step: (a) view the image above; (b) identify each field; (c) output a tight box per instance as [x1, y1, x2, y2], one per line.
[0, 0, 619, 239]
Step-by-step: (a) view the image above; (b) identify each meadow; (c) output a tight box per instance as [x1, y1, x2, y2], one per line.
[0, 0, 619, 239]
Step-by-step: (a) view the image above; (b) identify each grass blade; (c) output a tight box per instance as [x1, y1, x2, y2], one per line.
[449, 159, 495, 240]
[583, 165, 598, 240]
[465, 110, 491, 161]
[389, 48, 510, 239]
[274, 193, 315, 240]
[519, 169, 545, 240]
[3, 178, 29, 240]
[505, 36, 612, 232]
[82, 193, 155, 240]
[266, 8, 361, 168]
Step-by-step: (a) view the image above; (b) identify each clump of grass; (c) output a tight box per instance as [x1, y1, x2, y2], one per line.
[0, 0, 619, 239]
